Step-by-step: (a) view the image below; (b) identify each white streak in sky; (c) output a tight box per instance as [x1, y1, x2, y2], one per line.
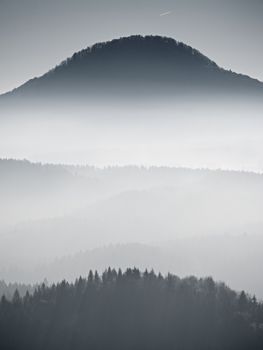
[160, 11, 172, 17]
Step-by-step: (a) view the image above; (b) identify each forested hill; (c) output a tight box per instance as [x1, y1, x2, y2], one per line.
[1, 269, 263, 350]
[0, 280, 35, 300]
[2, 36, 262, 102]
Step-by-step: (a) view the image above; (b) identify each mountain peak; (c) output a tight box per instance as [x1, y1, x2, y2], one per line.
[2, 35, 262, 101]
[56, 35, 218, 70]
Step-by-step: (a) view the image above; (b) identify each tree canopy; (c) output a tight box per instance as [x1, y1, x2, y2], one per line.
[1, 269, 263, 349]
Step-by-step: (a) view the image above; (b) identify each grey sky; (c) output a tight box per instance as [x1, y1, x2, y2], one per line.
[1, 0, 263, 94]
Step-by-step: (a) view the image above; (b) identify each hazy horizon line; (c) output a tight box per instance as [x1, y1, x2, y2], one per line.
[2, 157, 263, 175]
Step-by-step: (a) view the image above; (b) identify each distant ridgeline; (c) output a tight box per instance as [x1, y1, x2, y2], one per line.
[1, 269, 263, 350]
[1, 35, 262, 104]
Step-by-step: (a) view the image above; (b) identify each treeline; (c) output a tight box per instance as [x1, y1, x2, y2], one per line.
[0, 280, 35, 300]
[1, 269, 263, 349]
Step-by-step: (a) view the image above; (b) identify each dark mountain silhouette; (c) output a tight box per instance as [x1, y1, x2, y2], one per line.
[1, 35, 263, 102]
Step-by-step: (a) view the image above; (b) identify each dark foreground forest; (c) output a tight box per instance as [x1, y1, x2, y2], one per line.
[1, 269, 263, 350]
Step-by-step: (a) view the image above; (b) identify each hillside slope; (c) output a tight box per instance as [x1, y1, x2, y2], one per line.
[2, 36, 262, 102]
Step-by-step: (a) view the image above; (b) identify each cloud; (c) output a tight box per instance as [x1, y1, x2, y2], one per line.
[160, 11, 172, 17]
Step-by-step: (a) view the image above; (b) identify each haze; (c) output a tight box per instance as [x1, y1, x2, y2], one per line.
[1, 2, 263, 336]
